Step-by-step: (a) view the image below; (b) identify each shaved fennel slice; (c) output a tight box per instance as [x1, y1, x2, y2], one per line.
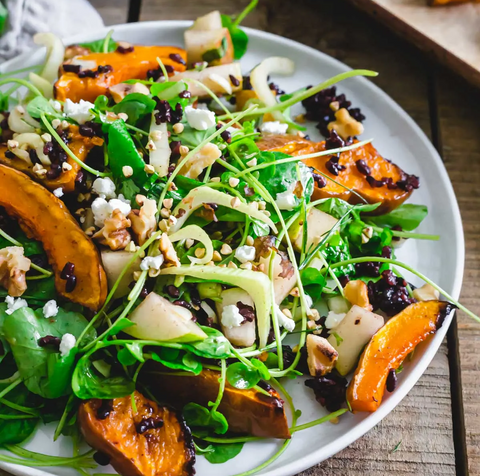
[169, 186, 278, 234]
[29, 72, 53, 99]
[161, 265, 273, 347]
[168, 225, 214, 265]
[34, 33, 65, 85]
[148, 115, 170, 177]
[250, 57, 295, 123]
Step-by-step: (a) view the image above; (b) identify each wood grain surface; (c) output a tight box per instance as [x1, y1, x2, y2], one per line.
[1, 0, 478, 475]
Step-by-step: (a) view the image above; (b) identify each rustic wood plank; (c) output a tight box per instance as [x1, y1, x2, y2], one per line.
[138, 0, 456, 474]
[435, 68, 480, 475]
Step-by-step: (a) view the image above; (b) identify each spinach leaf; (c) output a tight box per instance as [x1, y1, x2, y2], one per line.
[321, 233, 355, 277]
[221, 16, 248, 60]
[94, 95, 110, 112]
[0, 227, 43, 256]
[366, 204, 428, 231]
[316, 198, 381, 220]
[26, 96, 62, 119]
[112, 93, 156, 125]
[300, 267, 326, 301]
[183, 402, 228, 435]
[0, 384, 39, 446]
[345, 219, 392, 255]
[201, 442, 244, 464]
[186, 327, 232, 359]
[226, 362, 261, 389]
[3, 307, 96, 399]
[78, 37, 117, 53]
[104, 120, 148, 186]
[0, 276, 56, 305]
[171, 124, 216, 149]
[150, 347, 202, 375]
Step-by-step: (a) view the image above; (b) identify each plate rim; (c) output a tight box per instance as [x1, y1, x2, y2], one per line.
[0, 19, 465, 476]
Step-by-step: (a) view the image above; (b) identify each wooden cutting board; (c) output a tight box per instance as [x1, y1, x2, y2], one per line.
[347, 0, 480, 87]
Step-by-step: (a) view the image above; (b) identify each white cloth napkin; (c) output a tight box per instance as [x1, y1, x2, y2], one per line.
[0, 0, 105, 62]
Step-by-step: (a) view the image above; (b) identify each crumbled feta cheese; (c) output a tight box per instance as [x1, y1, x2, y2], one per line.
[259, 121, 288, 135]
[185, 105, 216, 130]
[234, 245, 256, 264]
[53, 188, 64, 198]
[140, 254, 165, 271]
[195, 103, 210, 110]
[325, 311, 346, 329]
[91, 197, 132, 227]
[275, 189, 296, 211]
[63, 99, 95, 124]
[59, 333, 76, 357]
[43, 300, 59, 318]
[221, 304, 244, 328]
[92, 177, 116, 199]
[275, 305, 295, 332]
[304, 294, 313, 309]
[49, 100, 62, 112]
[5, 295, 28, 315]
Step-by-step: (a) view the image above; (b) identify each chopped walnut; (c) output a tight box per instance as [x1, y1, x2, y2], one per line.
[109, 82, 150, 104]
[327, 108, 364, 140]
[93, 209, 132, 250]
[178, 142, 221, 179]
[159, 233, 180, 267]
[0, 246, 31, 297]
[64, 44, 91, 60]
[128, 198, 157, 246]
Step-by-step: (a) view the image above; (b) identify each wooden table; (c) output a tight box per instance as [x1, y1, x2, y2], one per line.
[4, 0, 480, 475]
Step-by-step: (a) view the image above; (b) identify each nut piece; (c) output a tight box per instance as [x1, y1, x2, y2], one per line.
[344, 279, 372, 311]
[93, 209, 132, 250]
[0, 246, 31, 297]
[178, 142, 221, 179]
[327, 108, 364, 140]
[128, 198, 157, 246]
[306, 334, 339, 377]
[413, 283, 440, 302]
[159, 233, 180, 267]
[109, 82, 150, 104]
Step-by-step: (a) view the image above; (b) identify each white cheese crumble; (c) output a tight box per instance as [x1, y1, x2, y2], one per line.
[63, 99, 95, 124]
[59, 333, 76, 357]
[49, 100, 63, 112]
[221, 304, 244, 328]
[92, 177, 117, 199]
[53, 188, 64, 198]
[140, 254, 165, 271]
[43, 300, 59, 318]
[325, 311, 346, 329]
[259, 121, 288, 135]
[275, 189, 296, 211]
[91, 197, 131, 227]
[234, 245, 256, 264]
[185, 105, 216, 131]
[5, 295, 28, 315]
[275, 305, 295, 332]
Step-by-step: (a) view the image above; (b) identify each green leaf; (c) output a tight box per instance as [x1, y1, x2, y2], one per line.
[112, 93, 156, 125]
[203, 442, 244, 464]
[186, 327, 232, 359]
[221, 15, 249, 60]
[367, 204, 428, 232]
[94, 95, 110, 113]
[3, 306, 96, 399]
[0, 227, 44, 257]
[101, 317, 135, 340]
[150, 347, 202, 375]
[183, 402, 228, 435]
[300, 267, 326, 301]
[226, 362, 261, 390]
[79, 37, 117, 53]
[321, 233, 355, 277]
[26, 96, 62, 119]
[117, 179, 141, 203]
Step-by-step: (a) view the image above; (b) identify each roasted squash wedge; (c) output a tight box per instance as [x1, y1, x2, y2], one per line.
[347, 301, 454, 413]
[0, 126, 103, 193]
[0, 164, 107, 310]
[55, 46, 187, 103]
[149, 368, 291, 439]
[257, 135, 417, 214]
[79, 391, 195, 476]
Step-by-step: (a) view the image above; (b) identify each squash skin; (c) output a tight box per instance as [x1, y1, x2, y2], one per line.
[0, 126, 103, 193]
[149, 368, 291, 439]
[346, 301, 455, 413]
[0, 164, 107, 310]
[257, 135, 414, 214]
[78, 392, 195, 476]
[55, 46, 187, 103]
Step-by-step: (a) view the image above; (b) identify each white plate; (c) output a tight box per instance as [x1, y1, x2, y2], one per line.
[0, 21, 464, 476]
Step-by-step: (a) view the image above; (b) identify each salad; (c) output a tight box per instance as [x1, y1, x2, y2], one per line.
[0, 2, 476, 475]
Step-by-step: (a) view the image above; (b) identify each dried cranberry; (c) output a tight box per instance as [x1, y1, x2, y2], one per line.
[116, 44, 134, 54]
[173, 300, 192, 310]
[397, 174, 420, 192]
[97, 64, 113, 74]
[28, 149, 40, 165]
[355, 159, 371, 176]
[166, 285, 180, 298]
[179, 90, 191, 99]
[384, 177, 398, 190]
[386, 369, 397, 393]
[43, 141, 54, 155]
[269, 82, 285, 95]
[147, 68, 162, 81]
[154, 100, 172, 124]
[4, 150, 15, 159]
[46, 164, 62, 180]
[381, 246, 392, 259]
[37, 335, 61, 349]
[61, 262, 75, 279]
[305, 371, 348, 412]
[355, 261, 380, 277]
[79, 124, 95, 137]
[96, 400, 113, 420]
[229, 74, 240, 87]
[244, 186, 255, 197]
[312, 173, 327, 188]
[366, 175, 385, 188]
[93, 452, 111, 466]
[169, 53, 186, 65]
[325, 157, 345, 176]
[236, 301, 255, 322]
[220, 130, 231, 143]
[135, 417, 164, 434]
[325, 130, 344, 150]
[171, 102, 183, 124]
[65, 275, 77, 293]
[242, 76, 253, 90]
[63, 64, 81, 74]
